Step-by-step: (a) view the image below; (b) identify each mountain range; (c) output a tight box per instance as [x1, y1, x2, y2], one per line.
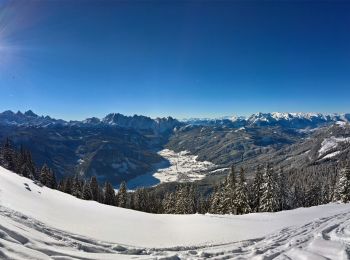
[0, 110, 349, 186]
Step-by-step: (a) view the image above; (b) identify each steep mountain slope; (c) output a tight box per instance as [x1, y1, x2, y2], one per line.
[0, 111, 182, 184]
[1, 167, 350, 259]
[167, 124, 305, 167]
[0, 125, 165, 184]
[0, 110, 349, 186]
[168, 117, 350, 178]
[240, 122, 350, 173]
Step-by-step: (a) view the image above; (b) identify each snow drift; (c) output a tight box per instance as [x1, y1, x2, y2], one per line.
[1, 166, 350, 259]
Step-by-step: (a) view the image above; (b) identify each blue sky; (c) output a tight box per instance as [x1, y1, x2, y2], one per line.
[0, 1, 350, 120]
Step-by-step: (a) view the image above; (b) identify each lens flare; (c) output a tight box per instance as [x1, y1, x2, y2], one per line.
[0, 1, 41, 71]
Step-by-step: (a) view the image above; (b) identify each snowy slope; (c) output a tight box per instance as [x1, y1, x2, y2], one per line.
[319, 136, 350, 157]
[1, 167, 350, 259]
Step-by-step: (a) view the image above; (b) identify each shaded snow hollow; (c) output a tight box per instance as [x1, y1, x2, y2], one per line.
[0, 167, 350, 259]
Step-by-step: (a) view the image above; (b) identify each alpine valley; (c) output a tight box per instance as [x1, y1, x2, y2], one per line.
[1, 110, 349, 188]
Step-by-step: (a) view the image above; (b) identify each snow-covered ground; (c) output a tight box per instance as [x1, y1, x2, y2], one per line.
[127, 149, 217, 189]
[1, 167, 350, 259]
[319, 136, 350, 157]
[153, 149, 216, 183]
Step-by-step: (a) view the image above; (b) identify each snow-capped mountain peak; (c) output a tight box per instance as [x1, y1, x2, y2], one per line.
[181, 112, 350, 128]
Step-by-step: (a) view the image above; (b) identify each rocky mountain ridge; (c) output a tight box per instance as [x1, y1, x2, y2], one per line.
[1, 110, 349, 186]
[182, 112, 350, 129]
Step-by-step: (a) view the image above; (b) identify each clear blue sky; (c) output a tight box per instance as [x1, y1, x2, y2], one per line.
[0, 1, 350, 120]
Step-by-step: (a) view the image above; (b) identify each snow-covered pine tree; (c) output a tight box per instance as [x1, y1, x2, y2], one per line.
[209, 185, 221, 214]
[103, 181, 116, 206]
[40, 164, 50, 186]
[25, 149, 37, 180]
[251, 165, 264, 212]
[185, 184, 197, 214]
[321, 174, 333, 204]
[2, 138, 15, 171]
[98, 186, 104, 203]
[47, 168, 57, 189]
[197, 195, 209, 214]
[305, 180, 322, 207]
[291, 181, 305, 208]
[175, 184, 187, 214]
[259, 163, 279, 212]
[129, 191, 135, 209]
[15, 145, 26, 177]
[162, 192, 175, 214]
[72, 175, 83, 198]
[235, 167, 251, 214]
[117, 181, 127, 208]
[57, 179, 65, 191]
[148, 191, 161, 213]
[63, 177, 73, 194]
[133, 188, 149, 212]
[335, 163, 350, 203]
[82, 181, 92, 200]
[218, 178, 231, 214]
[277, 167, 290, 210]
[227, 165, 238, 214]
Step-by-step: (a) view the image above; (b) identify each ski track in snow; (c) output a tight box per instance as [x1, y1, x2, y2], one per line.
[1, 205, 350, 259]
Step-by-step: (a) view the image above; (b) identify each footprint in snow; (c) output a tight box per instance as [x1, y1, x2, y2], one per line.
[24, 183, 31, 191]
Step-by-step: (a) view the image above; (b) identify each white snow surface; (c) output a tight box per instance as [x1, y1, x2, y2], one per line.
[323, 151, 341, 159]
[319, 136, 350, 157]
[1, 167, 350, 259]
[128, 149, 217, 188]
[153, 149, 216, 183]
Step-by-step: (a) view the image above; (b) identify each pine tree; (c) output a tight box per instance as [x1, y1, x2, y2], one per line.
[25, 150, 37, 180]
[187, 184, 197, 214]
[197, 195, 209, 214]
[82, 181, 93, 200]
[104, 182, 116, 206]
[117, 181, 127, 208]
[218, 165, 237, 214]
[209, 185, 221, 214]
[3, 138, 15, 171]
[57, 179, 65, 191]
[133, 188, 149, 212]
[172, 184, 197, 214]
[306, 180, 322, 207]
[217, 178, 230, 214]
[72, 175, 83, 198]
[227, 165, 237, 214]
[90, 176, 99, 201]
[277, 167, 290, 210]
[162, 192, 175, 213]
[175, 184, 187, 214]
[291, 181, 305, 208]
[63, 177, 73, 194]
[335, 163, 350, 203]
[235, 167, 251, 214]
[252, 165, 264, 212]
[16, 145, 26, 176]
[259, 163, 279, 212]
[40, 164, 50, 186]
